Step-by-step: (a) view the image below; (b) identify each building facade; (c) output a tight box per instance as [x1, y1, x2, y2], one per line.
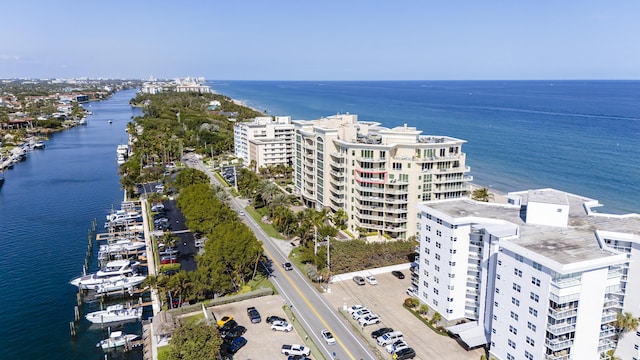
[293, 113, 471, 240]
[415, 188, 640, 359]
[234, 116, 295, 169]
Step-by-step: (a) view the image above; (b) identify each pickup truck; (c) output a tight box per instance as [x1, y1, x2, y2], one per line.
[281, 344, 311, 356]
[247, 306, 261, 323]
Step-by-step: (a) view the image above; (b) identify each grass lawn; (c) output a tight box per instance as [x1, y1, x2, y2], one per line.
[245, 206, 284, 239]
[246, 273, 278, 294]
[157, 345, 171, 360]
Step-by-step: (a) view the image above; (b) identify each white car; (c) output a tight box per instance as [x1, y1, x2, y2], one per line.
[347, 304, 366, 315]
[270, 320, 293, 332]
[358, 314, 381, 326]
[352, 308, 371, 320]
[321, 329, 336, 345]
[239, 211, 245, 216]
[366, 275, 377, 285]
[386, 340, 409, 354]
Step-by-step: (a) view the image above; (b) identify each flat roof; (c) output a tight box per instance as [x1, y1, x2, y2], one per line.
[421, 189, 640, 265]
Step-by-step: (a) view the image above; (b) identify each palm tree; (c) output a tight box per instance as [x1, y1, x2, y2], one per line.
[615, 312, 639, 334]
[471, 187, 494, 202]
[257, 180, 280, 208]
[211, 183, 230, 202]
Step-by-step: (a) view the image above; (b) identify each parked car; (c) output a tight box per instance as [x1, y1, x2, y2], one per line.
[359, 314, 381, 326]
[347, 304, 366, 315]
[281, 344, 311, 357]
[377, 331, 404, 346]
[353, 276, 366, 285]
[217, 316, 235, 328]
[371, 327, 394, 339]
[247, 306, 261, 323]
[160, 255, 177, 264]
[266, 315, 286, 324]
[406, 287, 417, 297]
[352, 308, 371, 320]
[271, 320, 293, 332]
[222, 336, 247, 355]
[366, 275, 378, 285]
[392, 270, 405, 279]
[287, 356, 311, 360]
[222, 326, 247, 341]
[386, 340, 409, 354]
[321, 329, 336, 345]
[393, 347, 416, 359]
[283, 262, 293, 271]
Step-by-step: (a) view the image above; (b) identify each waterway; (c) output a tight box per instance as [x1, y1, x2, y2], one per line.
[0, 89, 144, 360]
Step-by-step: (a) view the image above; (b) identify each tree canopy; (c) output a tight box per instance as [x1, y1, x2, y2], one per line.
[166, 321, 222, 360]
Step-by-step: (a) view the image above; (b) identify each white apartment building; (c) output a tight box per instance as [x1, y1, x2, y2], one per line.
[293, 113, 471, 240]
[234, 116, 294, 169]
[415, 188, 640, 359]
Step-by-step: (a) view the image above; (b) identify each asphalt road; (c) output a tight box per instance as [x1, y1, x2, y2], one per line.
[188, 158, 376, 360]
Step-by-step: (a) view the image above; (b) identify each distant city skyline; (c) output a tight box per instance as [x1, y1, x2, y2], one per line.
[2, 1, 639, 80]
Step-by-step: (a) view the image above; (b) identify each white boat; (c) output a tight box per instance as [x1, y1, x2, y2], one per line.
[96, 331, 139, 350]
[94, 275, 147, 294]
[106, 209, 140, 223]
[116, 144, 129, 164]
[99, 240, 146, 254]
[85, 304, 142, 324]
[70, 260, 140, 289]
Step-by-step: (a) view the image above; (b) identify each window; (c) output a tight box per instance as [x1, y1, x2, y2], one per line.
[493, 315, 498, 321]
[510, 311, 519, 321]
[434, 265, 440, 271]
[450, 249, 457, 254]
[507, 354, 515, 360]
[448, 273, 455, 278]
[512, 297, 520, 306]
[530, 292, 539, 302]
[436, 230, 442, 236]
[508, 339, 516, 349]
[496, 288, 500, 294]
[509, 325, 518, 335]
[433, 288, 439, 295]
[447, 297, 454, 302]
[449, 261, 456, 266]
[529, 307, 538, 317]
[514, 268, 523, 277]
[525, 350, 534, 360]
[434, 276, 439, 284]
[498, 260, 502, 266]
[446, 309, 453, 314]
[533, 262, 542, 271]
[425, 248, 430, 254]
[423, 281, 429, 287]
[497, 274, 501, 280]
[495, 301, 499, 307]
[393, 162, 402, 170]
[515, 254, 524, 262]
[527, 322, 536, 332]
[426, 225, 431, 231]
[424, 259, 430, 266]
[513, 283, 521, 292]
[433, 299, 438, 306]
[531, 277, 541, 287]
[425, 236, 431, 243]
[435, 242, 441, 249]
[450, 237, 457, 242]
[435, 254, 440, 260]
[492, 328, 496, 334]
[447, 285, 455, 290]
[526, 336, 535, 346]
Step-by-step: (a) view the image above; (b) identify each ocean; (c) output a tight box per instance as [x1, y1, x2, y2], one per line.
[0, 81, 638, 359]
[0, 89, 145, 360]
[209, 80, 640, 214]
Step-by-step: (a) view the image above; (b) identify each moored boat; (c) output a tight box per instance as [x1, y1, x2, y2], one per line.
[70, 260, 141, 289]
[94, 275, 147, 294]
[96, 331, 139, 350]
[85, 304, 142, 324]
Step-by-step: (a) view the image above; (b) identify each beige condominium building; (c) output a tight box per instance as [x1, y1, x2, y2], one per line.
[293, 113, 471, 240]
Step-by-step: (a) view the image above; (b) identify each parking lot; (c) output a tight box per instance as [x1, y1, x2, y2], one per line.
[205, 295, 306, 359]
[322, 271, 485, 360]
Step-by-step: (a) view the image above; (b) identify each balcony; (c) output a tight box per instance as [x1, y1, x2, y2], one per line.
[545, 353, 571, 360]
[545, 338, 574, 352]
[597, 340, 615, 354]
[599, 325, 616, 339]
[385, 216, 408, 224]
[548, 307, 578, 320]
[384, 197, 408, 204]
[385, 188, 409, 195]
[330, 152, 345, 159]
[355, 156, 387, 163]
[601, 311, 617, 323]
[547, 323, 576, 336]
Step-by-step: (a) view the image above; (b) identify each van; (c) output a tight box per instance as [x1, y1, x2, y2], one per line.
[377, 331, 404, 346]
[353, 276, 365, 286]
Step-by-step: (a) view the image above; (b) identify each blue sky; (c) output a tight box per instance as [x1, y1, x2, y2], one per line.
[1, 1, 639, 80]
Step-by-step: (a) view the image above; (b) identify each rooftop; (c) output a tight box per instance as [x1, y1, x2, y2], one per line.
[421, 189, 640, 265]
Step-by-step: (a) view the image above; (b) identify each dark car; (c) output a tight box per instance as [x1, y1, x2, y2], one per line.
[287, 356, 312, 360]
[247, 306, 261, 323]
[393, 347, 416, 360]
[283, 262, 293, 271]
[266, 315, 286, 324]
[391, 270, 405, 279]
[371, 327, 394, 339]
[221, 336, 247, 355]
[219, 319, 238, 334]
[223, 326, 247, 341]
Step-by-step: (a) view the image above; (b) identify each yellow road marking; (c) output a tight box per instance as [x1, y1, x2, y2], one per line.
[264, 246, 357, 360]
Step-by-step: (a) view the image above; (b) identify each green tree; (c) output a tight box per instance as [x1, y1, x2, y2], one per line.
[615, 312, 639, 334]
[174, 168, 209, 192]
[167, 321, 222, 360]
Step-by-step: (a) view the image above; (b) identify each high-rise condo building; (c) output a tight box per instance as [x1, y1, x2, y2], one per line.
[233, 116, 295, 169]
[293, 113, 471, 240]
[415, 188, 640, 359]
